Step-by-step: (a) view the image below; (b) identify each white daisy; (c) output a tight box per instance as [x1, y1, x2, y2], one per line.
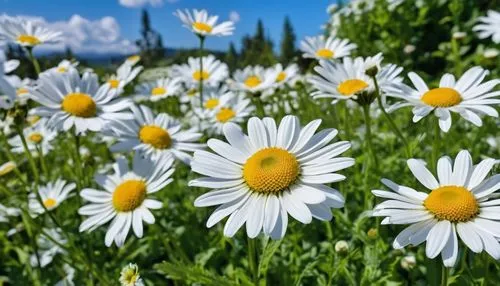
[30, 228, 66, 268]
[0, 16, 62, 47]
[133, 77, 182, 102]
[29, 70, 133, 134]
[386, 66, 500, 132]
[473, 10, 500, 44]
[308, 53, 402, 104]
[192, 86, 234, 116]
[372, 150, 500, 267]
[119, 263, 144, 286]
[0, 51, 16, 109]
[105, 105, 205, 164]
[46, 59, 79, 75]
[29, 179, 76, 215]
[0, 203, 20, 222]
[78, 153, 175, 247]
[191, 115, 354, 239]
[231, 66, 278, 94]
[125, 55, 141, 67]
[201, 93, 254, 135]
[173, 55, 228, 88]
[272, 63, 300, 89]
[174, 9, 235, 37]
[107, 62, 143, 96]
[5, 75, 34, 105]
[8, 118, 57, 155]
[300, 35, 357, 61]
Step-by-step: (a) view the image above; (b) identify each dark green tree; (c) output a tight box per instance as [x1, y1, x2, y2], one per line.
[225, 42, 238, 72]
[136, 9, 164, 66]
[280, 16, 296, 64]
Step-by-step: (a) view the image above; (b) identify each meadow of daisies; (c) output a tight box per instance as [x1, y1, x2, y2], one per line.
[0, 0, 500, 285]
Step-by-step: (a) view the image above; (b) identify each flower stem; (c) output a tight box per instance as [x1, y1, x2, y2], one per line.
[26, 47, 41, 76]
[441, 266, 449, 286]
[36, 144, 49, 180]
[198, 36, 205, 109]
[247, 237, 259, 285]
[431, 118, 440, 172]
[361, 105, 378, 167]
[16, 126, 40, 184]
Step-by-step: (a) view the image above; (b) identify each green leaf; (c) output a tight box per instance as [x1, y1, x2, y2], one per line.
[154, 261, 239, 286]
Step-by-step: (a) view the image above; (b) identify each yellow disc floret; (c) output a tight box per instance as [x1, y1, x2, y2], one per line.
[192, 22, 213, 33]
[62, 93, 97, 118]
[216, 108, 235, 123]
[276, 72, 287, 82]
[337, 79, 369, 95]
[43, 198, 57, 208]
[421, 88, 462, 108]
[139, 125, 172, 149]
[204, 98, 219, 109]
[243, 148, 300, 194]
[28, 132, 43, 144]
[192, 70, 210, 81]
[17, 34, 41, 46]
[244, 76, 262, 88]
[151, 87, 166, 96]
[108, 79, 120, 89]
[112, 180, 147, 212]
[424, 186, 479, 222]
[316, 48, 334, 59]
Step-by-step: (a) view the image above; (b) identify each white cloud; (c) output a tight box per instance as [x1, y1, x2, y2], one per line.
[229, 11, 240, 23]
[118, 0, 168, 8]
[14, 15, 138, 55]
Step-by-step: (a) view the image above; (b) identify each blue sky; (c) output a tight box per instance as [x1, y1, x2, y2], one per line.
[1, 0, 334, 54]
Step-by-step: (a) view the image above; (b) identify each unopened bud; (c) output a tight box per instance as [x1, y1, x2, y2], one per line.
[335, 240, 349, 254]
[365, 66, 379, 77]
[367, 228, 378, 239]
[400, 255, 416, 270]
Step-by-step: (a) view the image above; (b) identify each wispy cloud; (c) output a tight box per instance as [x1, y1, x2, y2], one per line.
[229, 11, 240, 23]
[118, 0, 177, 8]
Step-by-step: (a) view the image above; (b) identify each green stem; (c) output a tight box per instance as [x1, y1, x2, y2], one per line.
[362, 105, 378, 167]
[441, 266, 449, 286]
[36, 144, 49, 180]
[198, 36, 205, 109]
[251, 95, 265, 117]
[343, 102, 352, 139]
[431, 118, 440, 173]
[247, 237, 259, 285]
[0, 131, 27, 186]
[26, 47, 41, 76]
[16, 126, 40, 184]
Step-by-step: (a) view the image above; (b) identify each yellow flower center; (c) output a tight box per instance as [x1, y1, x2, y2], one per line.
[139, 125, 171, 149]
[57, 67, 67, 73]
[61, 93, 97, 118]
[0, 163, 16, 176]
[192, 22, 213, 33]
[108, 79, 120, 89]
[17, 34, 41, 46]
[204, 98, 219, 109]
[216, 108, 236, 123]
[151, 87, 166, 96]
[28, 132, 43, 144]
[43, 198, 57, 208]
[421, 88, 462, 108]
[424, 186, 479, 222]
[187, 89, 198, 97]
[192, 70, 210, 81]
[244, 76, 262, 88]
[337, 79, 369, 95]
[112, 180, 147, 212]
[27, 115, 41, 125]
[16, 88, 28, 96]
[243, 148, 299, 194]
[316, 48, 334, 59]
[127, 55, 140, 63]
[276, 72, 287, 82]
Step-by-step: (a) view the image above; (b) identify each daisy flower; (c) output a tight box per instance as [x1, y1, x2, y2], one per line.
[231, 66, 278, 94]
[133, 77, 182, 102]
[105, 105, 205, 164]
[308, 53, 402, 104]
[191, 115, 354, 239]
[0, 203, 20, 222]
[46, 59, 79, 75]
[29, 179, 76, 215]
[107, 62, 143, 96]
[174, 9, 235, 37]
[5, 76, 34, 105]
[30, 228, 66, 267]
[386, 66, 500, 132]
[202, 94, 254, 135]
[8, 118, 57, 155]
[173, 55, 228, 88]
[0, 51, 16, 109]
[473, 10, 500, 44]
[125, 55, 141, 66]
[78, 153, 175, 247]
[372, 150, 500, 267]
[273, 63, 300, 89]
[192, 86, 234, 115]
[119, 263, 144, 286]
[300, 35, 357, 61]
[29, 70, 133, 134]
[0, 16, 62, 47]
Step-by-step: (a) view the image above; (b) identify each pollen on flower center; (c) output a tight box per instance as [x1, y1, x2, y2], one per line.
[316, 48, 334, 59]
[421, 87, 462, 107]
[276, 72, 287, 82]
[204, 98, 219, 109]
[43, 198, 57, 208]
[29, 132, 43, 143]
[108, 79, 120, 89]
[139, 125, 171, 149]
[112, 180, 147, 212]
[243, 147, 299, 194]
[337, 79, 369, 95]
[57, 67, 67, 73]
[151, 87, 166, 96]
[244, 76, 262, 88]
[192, 70, 210, 81]
[424, 185, 479, 222]
[192, 22, 213, 33]
[216, 108, 235, 123]
[62, 93, 97, 118]
[17, 34, 41, 46]
[16, 88, 28, 96]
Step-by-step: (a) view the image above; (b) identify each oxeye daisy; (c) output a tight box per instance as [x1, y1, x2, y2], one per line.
[174, 9, 235, 37]
[386, 66, 500, 132]
[46, 59, 79, 75]
[119, 263, 144, 286]
[0, 16, 62, 48]
[134, 77, 182, 102]
[78, 153, 175, 247]
[105, 105, 205, 164]
[0, 51, 16, 109]
[272, 63, 300, 89]
[30, 228, 67, 268]
[8, 118, 57, 155]
[6, 76, 34, 106]
[0, 203, 20, 222]
[308, 53, 402, 104]
[300, 35, 357, 61]
[173, 55, 228, 88]
[29, 70, 133, 134]
[193, 86, 234, 115]
[473, 10, 500, 44]
[372, 150, 500, 267]
[29, 179, 76, 215]
[231, 66, 278, 94]
[107, 62, 143, 96]
[191, 115, 354, 239]
[202, 94, 254, 135]
[125, 55, 141, 67]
